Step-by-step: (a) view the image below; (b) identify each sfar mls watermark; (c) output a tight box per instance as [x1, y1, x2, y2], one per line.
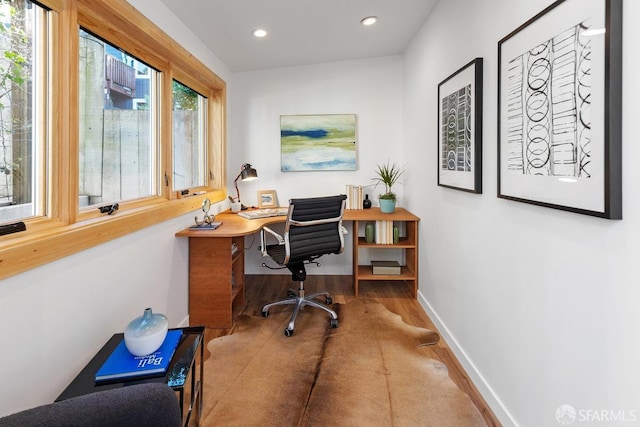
[556, 404, 638, 425]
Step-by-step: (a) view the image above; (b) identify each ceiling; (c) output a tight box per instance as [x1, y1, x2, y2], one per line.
[158, 0, 439, 72]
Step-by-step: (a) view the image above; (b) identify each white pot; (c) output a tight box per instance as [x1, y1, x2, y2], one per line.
[124, 308, 168, 356]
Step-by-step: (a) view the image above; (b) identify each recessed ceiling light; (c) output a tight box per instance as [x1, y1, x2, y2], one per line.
[361, 16, 378, 26]
[252, 29, 268, 38]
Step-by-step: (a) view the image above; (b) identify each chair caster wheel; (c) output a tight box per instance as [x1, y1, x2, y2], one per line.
[325, 296, 333, 305]
[287, 290, 296, 299]
[330, 318, 338, 328]
[262, 309, 269, 317]
[284, 328, 294, 337]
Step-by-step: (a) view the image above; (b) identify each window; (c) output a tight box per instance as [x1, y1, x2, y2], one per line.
[0, 0, 47, 222]
[78, 29, 158, 208]
[0, 0, 227, 281]
[172, 80, 206, 191]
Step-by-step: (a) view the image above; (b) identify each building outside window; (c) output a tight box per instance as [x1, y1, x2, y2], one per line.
[78, 29, 158, 208]
[172, 79, 207, 192]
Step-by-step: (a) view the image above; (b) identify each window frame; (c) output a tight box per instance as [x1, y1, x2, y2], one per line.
[170, 70, 214, 196]
[77, 27, 163, 214]
[0, 1, 51, 229]
[0, 0, 227, 280]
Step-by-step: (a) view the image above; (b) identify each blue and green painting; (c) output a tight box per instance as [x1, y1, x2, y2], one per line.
[280, 114, 357, 171]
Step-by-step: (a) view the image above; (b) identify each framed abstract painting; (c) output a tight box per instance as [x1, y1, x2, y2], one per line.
[280, 114, 357, 171]
[437, 58, 483, 193]
[498, 0, 622, 219]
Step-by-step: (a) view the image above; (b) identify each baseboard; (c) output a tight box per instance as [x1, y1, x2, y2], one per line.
[417, 290, 518, 427]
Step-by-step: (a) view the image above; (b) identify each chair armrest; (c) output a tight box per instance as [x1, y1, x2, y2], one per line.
[260, 226, 285, 256]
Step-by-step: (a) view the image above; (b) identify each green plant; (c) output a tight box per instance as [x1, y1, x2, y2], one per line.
[372, 161, 406, 201]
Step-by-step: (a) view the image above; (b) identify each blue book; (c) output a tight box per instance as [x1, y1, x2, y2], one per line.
[95, 329, 183, 383]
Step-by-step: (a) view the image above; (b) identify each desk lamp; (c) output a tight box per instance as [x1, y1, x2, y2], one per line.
[233, 163, 258, 210]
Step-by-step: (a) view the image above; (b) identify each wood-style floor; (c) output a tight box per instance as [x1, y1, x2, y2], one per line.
[204, 275, 501, 427]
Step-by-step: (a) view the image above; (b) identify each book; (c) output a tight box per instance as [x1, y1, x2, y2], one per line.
[95, 329, 183, 383]
[189, 222, 222, 230]
[345, 184, 364, 209]
[375, 220, 394, 244]
[371, 260, 401, 275]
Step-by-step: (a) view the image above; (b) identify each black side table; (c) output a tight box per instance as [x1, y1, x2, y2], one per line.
[57, 326, 204, 426]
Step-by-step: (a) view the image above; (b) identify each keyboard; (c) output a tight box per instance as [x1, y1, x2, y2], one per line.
[238, 207, 288, 219]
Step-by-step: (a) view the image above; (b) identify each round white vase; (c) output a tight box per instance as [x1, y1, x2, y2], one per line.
[124, 308, 168, 356]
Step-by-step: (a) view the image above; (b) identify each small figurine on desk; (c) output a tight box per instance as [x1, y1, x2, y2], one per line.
[192, 198, 222, 229]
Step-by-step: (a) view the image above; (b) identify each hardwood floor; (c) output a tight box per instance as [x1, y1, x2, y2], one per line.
[203, 274, 501, 427]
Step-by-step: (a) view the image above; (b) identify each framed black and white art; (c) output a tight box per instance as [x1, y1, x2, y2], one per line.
[498, 0, 622, 219]
[437, 58, 483, 193]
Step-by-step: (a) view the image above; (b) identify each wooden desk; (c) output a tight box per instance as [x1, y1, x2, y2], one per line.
[176, 213, 285, 328]
[176, 208, 419, 328]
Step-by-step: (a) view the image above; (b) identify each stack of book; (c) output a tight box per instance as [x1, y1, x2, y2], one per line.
[371, 260, 401, 275]
[375, 220, 394, 244]
[345, 185, 364, 210]
[94, 329, 183, 383]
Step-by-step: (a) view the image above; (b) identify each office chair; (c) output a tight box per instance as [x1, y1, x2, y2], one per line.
[260, 194, 348, 336]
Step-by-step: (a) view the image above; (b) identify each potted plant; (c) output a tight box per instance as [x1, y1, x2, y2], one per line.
[372, 161, 405, 213]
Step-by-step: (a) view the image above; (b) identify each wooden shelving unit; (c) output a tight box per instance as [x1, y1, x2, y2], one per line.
[345, 208, 420, 298]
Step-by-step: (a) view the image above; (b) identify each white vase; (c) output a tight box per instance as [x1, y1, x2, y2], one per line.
[124, 308, 168, 356]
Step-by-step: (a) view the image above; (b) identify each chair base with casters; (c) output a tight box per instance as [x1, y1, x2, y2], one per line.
[259, 194, 347, 337]
[261, 260, 338, 337]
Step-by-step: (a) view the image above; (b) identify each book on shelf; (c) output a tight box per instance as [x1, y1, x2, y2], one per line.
[375, 220, 394, 244]
[95, 329, 183, 383]
[371, 260, 402, 275]
[345, 184, 364, 210]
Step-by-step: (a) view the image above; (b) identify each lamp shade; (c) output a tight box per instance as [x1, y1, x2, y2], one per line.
[240, 163, 258, 181]
[233, 163, 258, 207]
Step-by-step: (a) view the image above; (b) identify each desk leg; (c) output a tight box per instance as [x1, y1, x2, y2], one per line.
[352, 220, 359, 298]
[197, 331, 204, 424]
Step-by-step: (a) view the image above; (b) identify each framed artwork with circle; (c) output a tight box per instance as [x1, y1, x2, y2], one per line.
[437, 57, 483, 194]
[497, 0, 622, 219]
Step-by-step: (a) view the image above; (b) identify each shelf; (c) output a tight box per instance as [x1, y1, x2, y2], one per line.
[356, 265, 415, 281]
[231, 284, 242, 303]
[357, 236, 414, 248]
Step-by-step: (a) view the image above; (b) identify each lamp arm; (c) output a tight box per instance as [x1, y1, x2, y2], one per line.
[233, 172, 242, 201]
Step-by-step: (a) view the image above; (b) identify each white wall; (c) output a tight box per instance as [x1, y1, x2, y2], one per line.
[404, 0, 640, 426]
[231, 57, 406, 274]
[0, 0, 231, 417]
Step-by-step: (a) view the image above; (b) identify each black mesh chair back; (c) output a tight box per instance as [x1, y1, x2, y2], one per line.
[285, 195, 346, 264]
[261, 194, 347, 336]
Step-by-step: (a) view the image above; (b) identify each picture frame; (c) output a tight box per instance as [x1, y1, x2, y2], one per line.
[497, 0, 622, 219]
[257, 190, 278, 208]
[280, 114, 357, 172]
[437, 58, 483, 193]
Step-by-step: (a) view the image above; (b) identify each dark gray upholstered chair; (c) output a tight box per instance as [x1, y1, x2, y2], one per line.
[0, 383, 181, 427]
[260, 194, 347, 336]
